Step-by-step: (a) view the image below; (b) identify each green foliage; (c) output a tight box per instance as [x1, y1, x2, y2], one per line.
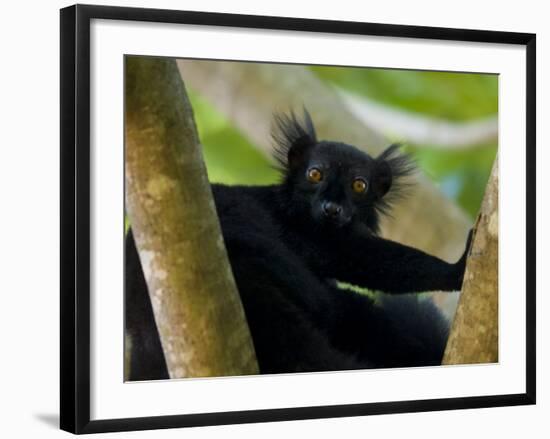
[407, 143, 497, 218]
[189, 90, 279, 185]
[311, 66, 498, 121]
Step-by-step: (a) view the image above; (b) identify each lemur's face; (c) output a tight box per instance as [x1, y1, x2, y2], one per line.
[272, 110, 414, 232]
[297, 142, 377, 228]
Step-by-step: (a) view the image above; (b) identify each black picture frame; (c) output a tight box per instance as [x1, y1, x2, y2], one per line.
[60, 4, 536, 434]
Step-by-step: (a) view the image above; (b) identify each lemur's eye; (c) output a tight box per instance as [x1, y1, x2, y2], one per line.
[352, 178, 368, 194]
[307, 167, 323, 184]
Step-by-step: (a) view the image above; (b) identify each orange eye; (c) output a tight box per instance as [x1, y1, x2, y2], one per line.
[307, 167, 323, 183]
[352, 178, 368, 194]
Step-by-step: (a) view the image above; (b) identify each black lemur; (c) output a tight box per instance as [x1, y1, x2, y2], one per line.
[126, 110, 471, 380]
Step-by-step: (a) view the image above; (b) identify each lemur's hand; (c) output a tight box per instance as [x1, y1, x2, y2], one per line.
[453, 229, 474, 290]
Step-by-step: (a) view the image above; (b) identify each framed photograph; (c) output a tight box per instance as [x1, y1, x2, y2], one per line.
[60, 4, 536, 434]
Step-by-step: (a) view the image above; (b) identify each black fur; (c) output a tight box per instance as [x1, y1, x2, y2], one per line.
[125, 110, 470, 380]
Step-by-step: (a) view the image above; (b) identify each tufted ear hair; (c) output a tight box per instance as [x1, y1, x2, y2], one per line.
[371, 144, 416, 217]
[272, 108, 317, 172]
[372, 144, 416, 198]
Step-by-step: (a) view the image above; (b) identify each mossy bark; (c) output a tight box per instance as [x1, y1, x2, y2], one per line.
[443, 158, 499, 364]
[125, 56, 259, 378]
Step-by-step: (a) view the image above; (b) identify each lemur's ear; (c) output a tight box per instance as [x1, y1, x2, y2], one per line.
[272, 108, 317, 171]
[371, 144, 416, 199]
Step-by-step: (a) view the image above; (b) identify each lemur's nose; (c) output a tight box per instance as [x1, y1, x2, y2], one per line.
[322, 201, 342, 218]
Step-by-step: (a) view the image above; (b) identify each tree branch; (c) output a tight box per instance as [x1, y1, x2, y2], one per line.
[338, 88, 498, 149]
[443, 158, 498, 364]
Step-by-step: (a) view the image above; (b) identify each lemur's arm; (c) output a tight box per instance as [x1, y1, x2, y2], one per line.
[318, 233, 471, 294]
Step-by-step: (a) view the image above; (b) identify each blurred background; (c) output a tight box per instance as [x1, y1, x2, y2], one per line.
[181, 61, 497, 220]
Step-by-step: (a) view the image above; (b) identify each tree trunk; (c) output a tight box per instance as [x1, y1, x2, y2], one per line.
[443, 158, 499, 364]
[125, 56, 259, 378]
